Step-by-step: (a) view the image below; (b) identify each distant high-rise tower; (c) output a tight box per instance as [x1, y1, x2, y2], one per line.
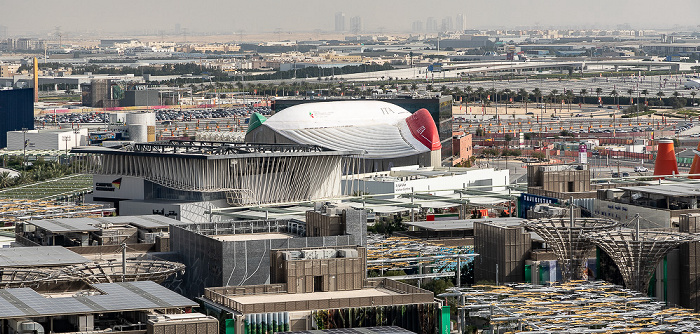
[441, 17, 453, 32]
[174, 23, 181, 35]
[0, 26, 7, 39]
[456, 14, 466, 32]
[350, 16, 362, 34]
[335, 12, 346, 32]
[426, 17, 438, 33]
[412, 21, 424, 33]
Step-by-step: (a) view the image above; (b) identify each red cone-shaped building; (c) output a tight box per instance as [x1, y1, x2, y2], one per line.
[689, 141, 700, 179]
[654, 139, 679, 179]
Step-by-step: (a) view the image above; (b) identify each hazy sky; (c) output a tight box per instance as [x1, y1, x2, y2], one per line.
[3, 0, 700, 36]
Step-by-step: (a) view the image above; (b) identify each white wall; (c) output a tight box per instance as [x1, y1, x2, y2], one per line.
[92, 175, 145, 201]
[6, 128, 87, 151]
[594, 199, 671, 228]
[343, 168, 509, 199]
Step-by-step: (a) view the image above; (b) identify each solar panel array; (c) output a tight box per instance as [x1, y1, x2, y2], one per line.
[0, 246, 89, 268]
[29, 215, 187, 232]
[0, 281, 196, 319]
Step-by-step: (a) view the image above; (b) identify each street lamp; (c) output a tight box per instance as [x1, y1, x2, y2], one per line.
[62, 135, 71, 156]
[21, 128, 28, 172]
[73, 127, 80, 148]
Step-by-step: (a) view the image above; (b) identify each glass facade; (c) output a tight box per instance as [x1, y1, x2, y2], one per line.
[0, 88, 34, 148]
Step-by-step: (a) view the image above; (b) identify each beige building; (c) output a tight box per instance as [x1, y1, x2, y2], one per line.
[0, 64, 20, 77]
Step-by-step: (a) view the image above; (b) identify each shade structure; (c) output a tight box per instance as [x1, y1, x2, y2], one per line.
[653, 139, 679, 179]
[586, 230, 695, 293]
[524, 218, 618, 281]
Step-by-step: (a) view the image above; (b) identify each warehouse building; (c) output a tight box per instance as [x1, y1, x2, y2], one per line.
[199, 245, 442, 333]
[169, 216, 364, 298]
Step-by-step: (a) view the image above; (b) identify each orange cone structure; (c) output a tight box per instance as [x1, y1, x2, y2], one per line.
[654, 139, 679, 179]
[690, 141, 700, 179]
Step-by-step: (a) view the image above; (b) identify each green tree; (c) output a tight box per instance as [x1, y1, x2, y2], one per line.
[518, 88, 529, 112]
[627, 88, 634, 105]
[610, 89, 619, 106]
[579, 88, 587, 105]
[0, 171, 14, 189]
[421, 278, 454, 296]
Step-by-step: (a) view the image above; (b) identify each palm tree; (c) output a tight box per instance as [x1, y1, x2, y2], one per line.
[691, 91, 697, 106]
[610, 89, 619, 107]
[595, 87, 603, 105]
[627, 89, 634, 106]
[657, 91, 665, 100]
[0, 171, 14, 189]
[518, 88, 529, 112]
[579, 89, 587, 105]
[476, 87, 486, 105]
[565, 90, 575, 111]
[532, 88, 542, 105]
[464, 86, 473, 104]
[549, 89, 559, 114]
[641, 89, 649, 105]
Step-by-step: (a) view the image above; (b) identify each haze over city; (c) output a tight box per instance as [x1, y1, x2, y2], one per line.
[3, 0, 700, 36]
[3, 0, 700, 332]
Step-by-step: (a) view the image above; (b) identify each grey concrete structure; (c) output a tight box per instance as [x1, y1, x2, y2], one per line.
[473, 220, 532, 284]
[170, 219, 358, 298]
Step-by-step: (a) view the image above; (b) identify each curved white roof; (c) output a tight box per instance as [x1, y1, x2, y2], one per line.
[262, 101, 435, 159]
[264, 101, 411, 130]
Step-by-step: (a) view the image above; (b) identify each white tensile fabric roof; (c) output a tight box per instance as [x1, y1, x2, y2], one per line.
[263, 101, 431, 159]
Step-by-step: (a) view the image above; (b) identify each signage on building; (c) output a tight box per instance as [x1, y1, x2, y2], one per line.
[579, 142, 588, 164]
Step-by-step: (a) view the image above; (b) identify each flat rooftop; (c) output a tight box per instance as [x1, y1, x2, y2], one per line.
[619, 183, 700, 197]
[211, 232, 295, 242]
[230, 287, 398, 305]
[73, 140, 359, 159]
[28, 215, 185, 233]
[404, 217, 526, 231]
[0, 246, 89, 268]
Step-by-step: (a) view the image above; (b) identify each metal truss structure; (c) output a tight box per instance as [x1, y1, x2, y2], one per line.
[77, 141, 363, 206]
[127, 140, 329, 155]
[0, 268, 56, 289]
[62, 260, 185, 284]
[524, 218, 618, 281]
[586, 230, 696, 292]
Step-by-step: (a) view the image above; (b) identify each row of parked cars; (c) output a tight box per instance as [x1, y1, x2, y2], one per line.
[156, 106, 271, 123]
[35, 112, 109, 124]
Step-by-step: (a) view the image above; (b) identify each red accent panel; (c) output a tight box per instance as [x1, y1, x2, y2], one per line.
[405, 108, 442, 151]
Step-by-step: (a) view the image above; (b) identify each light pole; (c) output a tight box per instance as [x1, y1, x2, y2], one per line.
[21, 128, 28, 172]
[62, 135, 71, 156]
[73, 127, 80, 148]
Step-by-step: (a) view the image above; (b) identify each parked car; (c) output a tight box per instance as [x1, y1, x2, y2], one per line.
[634, 166, 649, 172]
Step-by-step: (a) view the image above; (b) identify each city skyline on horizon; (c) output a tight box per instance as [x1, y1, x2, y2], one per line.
[2, 0, 700, 38]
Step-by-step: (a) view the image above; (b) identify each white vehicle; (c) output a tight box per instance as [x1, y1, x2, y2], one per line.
[634, 166, 649, 172]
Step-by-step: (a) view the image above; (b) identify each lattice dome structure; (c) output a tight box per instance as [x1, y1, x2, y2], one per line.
[524, 218, 618, 280]
[586, 230, 696, 292]
[62, 260, 185, 284]
[0, 268, 56, 289]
